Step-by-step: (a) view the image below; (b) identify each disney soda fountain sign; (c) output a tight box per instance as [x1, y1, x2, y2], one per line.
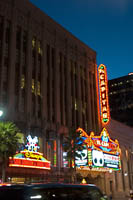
[9, 135, 50, 170]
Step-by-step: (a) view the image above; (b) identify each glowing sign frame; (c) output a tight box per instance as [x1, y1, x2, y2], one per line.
[76, 127, 121, 171]
[98, 64, 110, 125]
[9, 150, 51, 170]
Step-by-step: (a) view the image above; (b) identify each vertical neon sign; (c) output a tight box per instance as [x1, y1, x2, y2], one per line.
[54, 140, 57, 167]
[98, 64, 110, 125]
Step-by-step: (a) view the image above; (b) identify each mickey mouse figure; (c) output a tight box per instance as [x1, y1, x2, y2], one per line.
[25, 135, 40, 152]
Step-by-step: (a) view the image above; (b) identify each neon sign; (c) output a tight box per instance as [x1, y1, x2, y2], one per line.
[76, 128, 121, 171]
[54, 140, 57, 167]
[24, 151, 43, 160]
[98, 64, 110, 125]
[25, 135, 40, 152]
[9, 150, 50, 170]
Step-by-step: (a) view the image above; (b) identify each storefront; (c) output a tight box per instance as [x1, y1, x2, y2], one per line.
[7, 135, 51, 183]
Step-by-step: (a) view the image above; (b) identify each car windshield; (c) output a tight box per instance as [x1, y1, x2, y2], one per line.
[0, 185, 105, 200]
[26, 186, 104, 200]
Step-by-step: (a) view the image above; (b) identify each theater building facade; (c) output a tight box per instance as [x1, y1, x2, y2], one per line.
[0, 0, 133, 199]
[0, 0, 99, 181]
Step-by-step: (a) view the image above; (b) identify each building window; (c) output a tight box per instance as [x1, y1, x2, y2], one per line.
[32, 37, 36, 49]
[47, 44, 51, 121]
[4, 43, 9, 58]
[52, 48, 55, 68]
[5, 20, 10, 44]
[38, 96, 41, 119]
[37, 81, 41, 96]
[0, 16, 4, 52]
[38, 55, 41, 78]
[21, 74, 25, 89]
[22, 52, 26, 66]
[80, 66, 84, 102]
[2, 93, 8, 106]
[16, 26, 21, 50]
[16, 49, 20, 63]
[52, 48, 55, 123]
[59, 52, 63, 124]
[15, 95, 19, 112]
[47, 44, 50, 67]
[15, 64, 20, 95]
[72, 107, 75, 127]
[23, 30, 27, 52]
[3, 20, 10, 90]
[71, 60, 74, 96]
[32, 50, 36, 69]
[38, 40, 42, 55]
[32, 93, 35, 116]
[3, 81, 8, 93]
[32, 79, 35, 94]
[21, 90, 25, 113]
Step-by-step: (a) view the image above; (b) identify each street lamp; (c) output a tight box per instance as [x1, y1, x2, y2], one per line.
[0, 110, 3, 117]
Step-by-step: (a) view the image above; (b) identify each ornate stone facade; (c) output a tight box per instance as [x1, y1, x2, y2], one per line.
[0, 0, 99, 180]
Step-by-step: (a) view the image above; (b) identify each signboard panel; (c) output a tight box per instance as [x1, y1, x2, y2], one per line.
[98, 64, 110, 125]
[76, 127, 121, 171]
[9, 150, 51, 170]
[92, 150, 120, 169]
[75, 149, 88, 167]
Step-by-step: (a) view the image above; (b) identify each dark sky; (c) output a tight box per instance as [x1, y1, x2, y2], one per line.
[29, 0, 133, 80]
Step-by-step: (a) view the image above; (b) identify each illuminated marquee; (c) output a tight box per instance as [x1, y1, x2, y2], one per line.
[76, 128, 121, 171]
[9, 150, 50, 170]
[98, 64, 110, 125]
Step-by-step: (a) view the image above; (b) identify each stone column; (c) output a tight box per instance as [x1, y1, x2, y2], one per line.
[8, 8, 16, 117]
[66, 58, 72, 127]
[86, 68, 93, 131]
[25, 13, 32, 125]
[41, 22, 47, 122]
[0, 17, 6, 103]
[54, 48, 60, 123]
[90, 70, 96, 131]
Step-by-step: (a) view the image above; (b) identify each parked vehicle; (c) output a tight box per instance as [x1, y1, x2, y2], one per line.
[0, 182, 108, 200]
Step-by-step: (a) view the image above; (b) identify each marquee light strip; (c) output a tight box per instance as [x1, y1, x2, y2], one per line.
[98, 64, 110, 125]
[9, 157, 50, 170]
[9, 163, 50, 170]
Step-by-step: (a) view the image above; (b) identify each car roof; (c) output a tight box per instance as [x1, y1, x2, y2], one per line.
[29, 183, 97, 188]
[0, 182, 97, 189]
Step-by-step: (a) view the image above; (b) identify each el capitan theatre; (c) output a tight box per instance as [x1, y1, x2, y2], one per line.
[75, 64, 121, 172]
[76, 127, 121, 171]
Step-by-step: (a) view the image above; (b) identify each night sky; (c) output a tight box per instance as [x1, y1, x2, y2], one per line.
[29, 0, 133, 80]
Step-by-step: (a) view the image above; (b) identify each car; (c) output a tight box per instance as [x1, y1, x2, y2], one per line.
[0, 182, 108, 200]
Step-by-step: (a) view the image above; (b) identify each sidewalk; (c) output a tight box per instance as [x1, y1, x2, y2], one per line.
[112, 197, 130, 200]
